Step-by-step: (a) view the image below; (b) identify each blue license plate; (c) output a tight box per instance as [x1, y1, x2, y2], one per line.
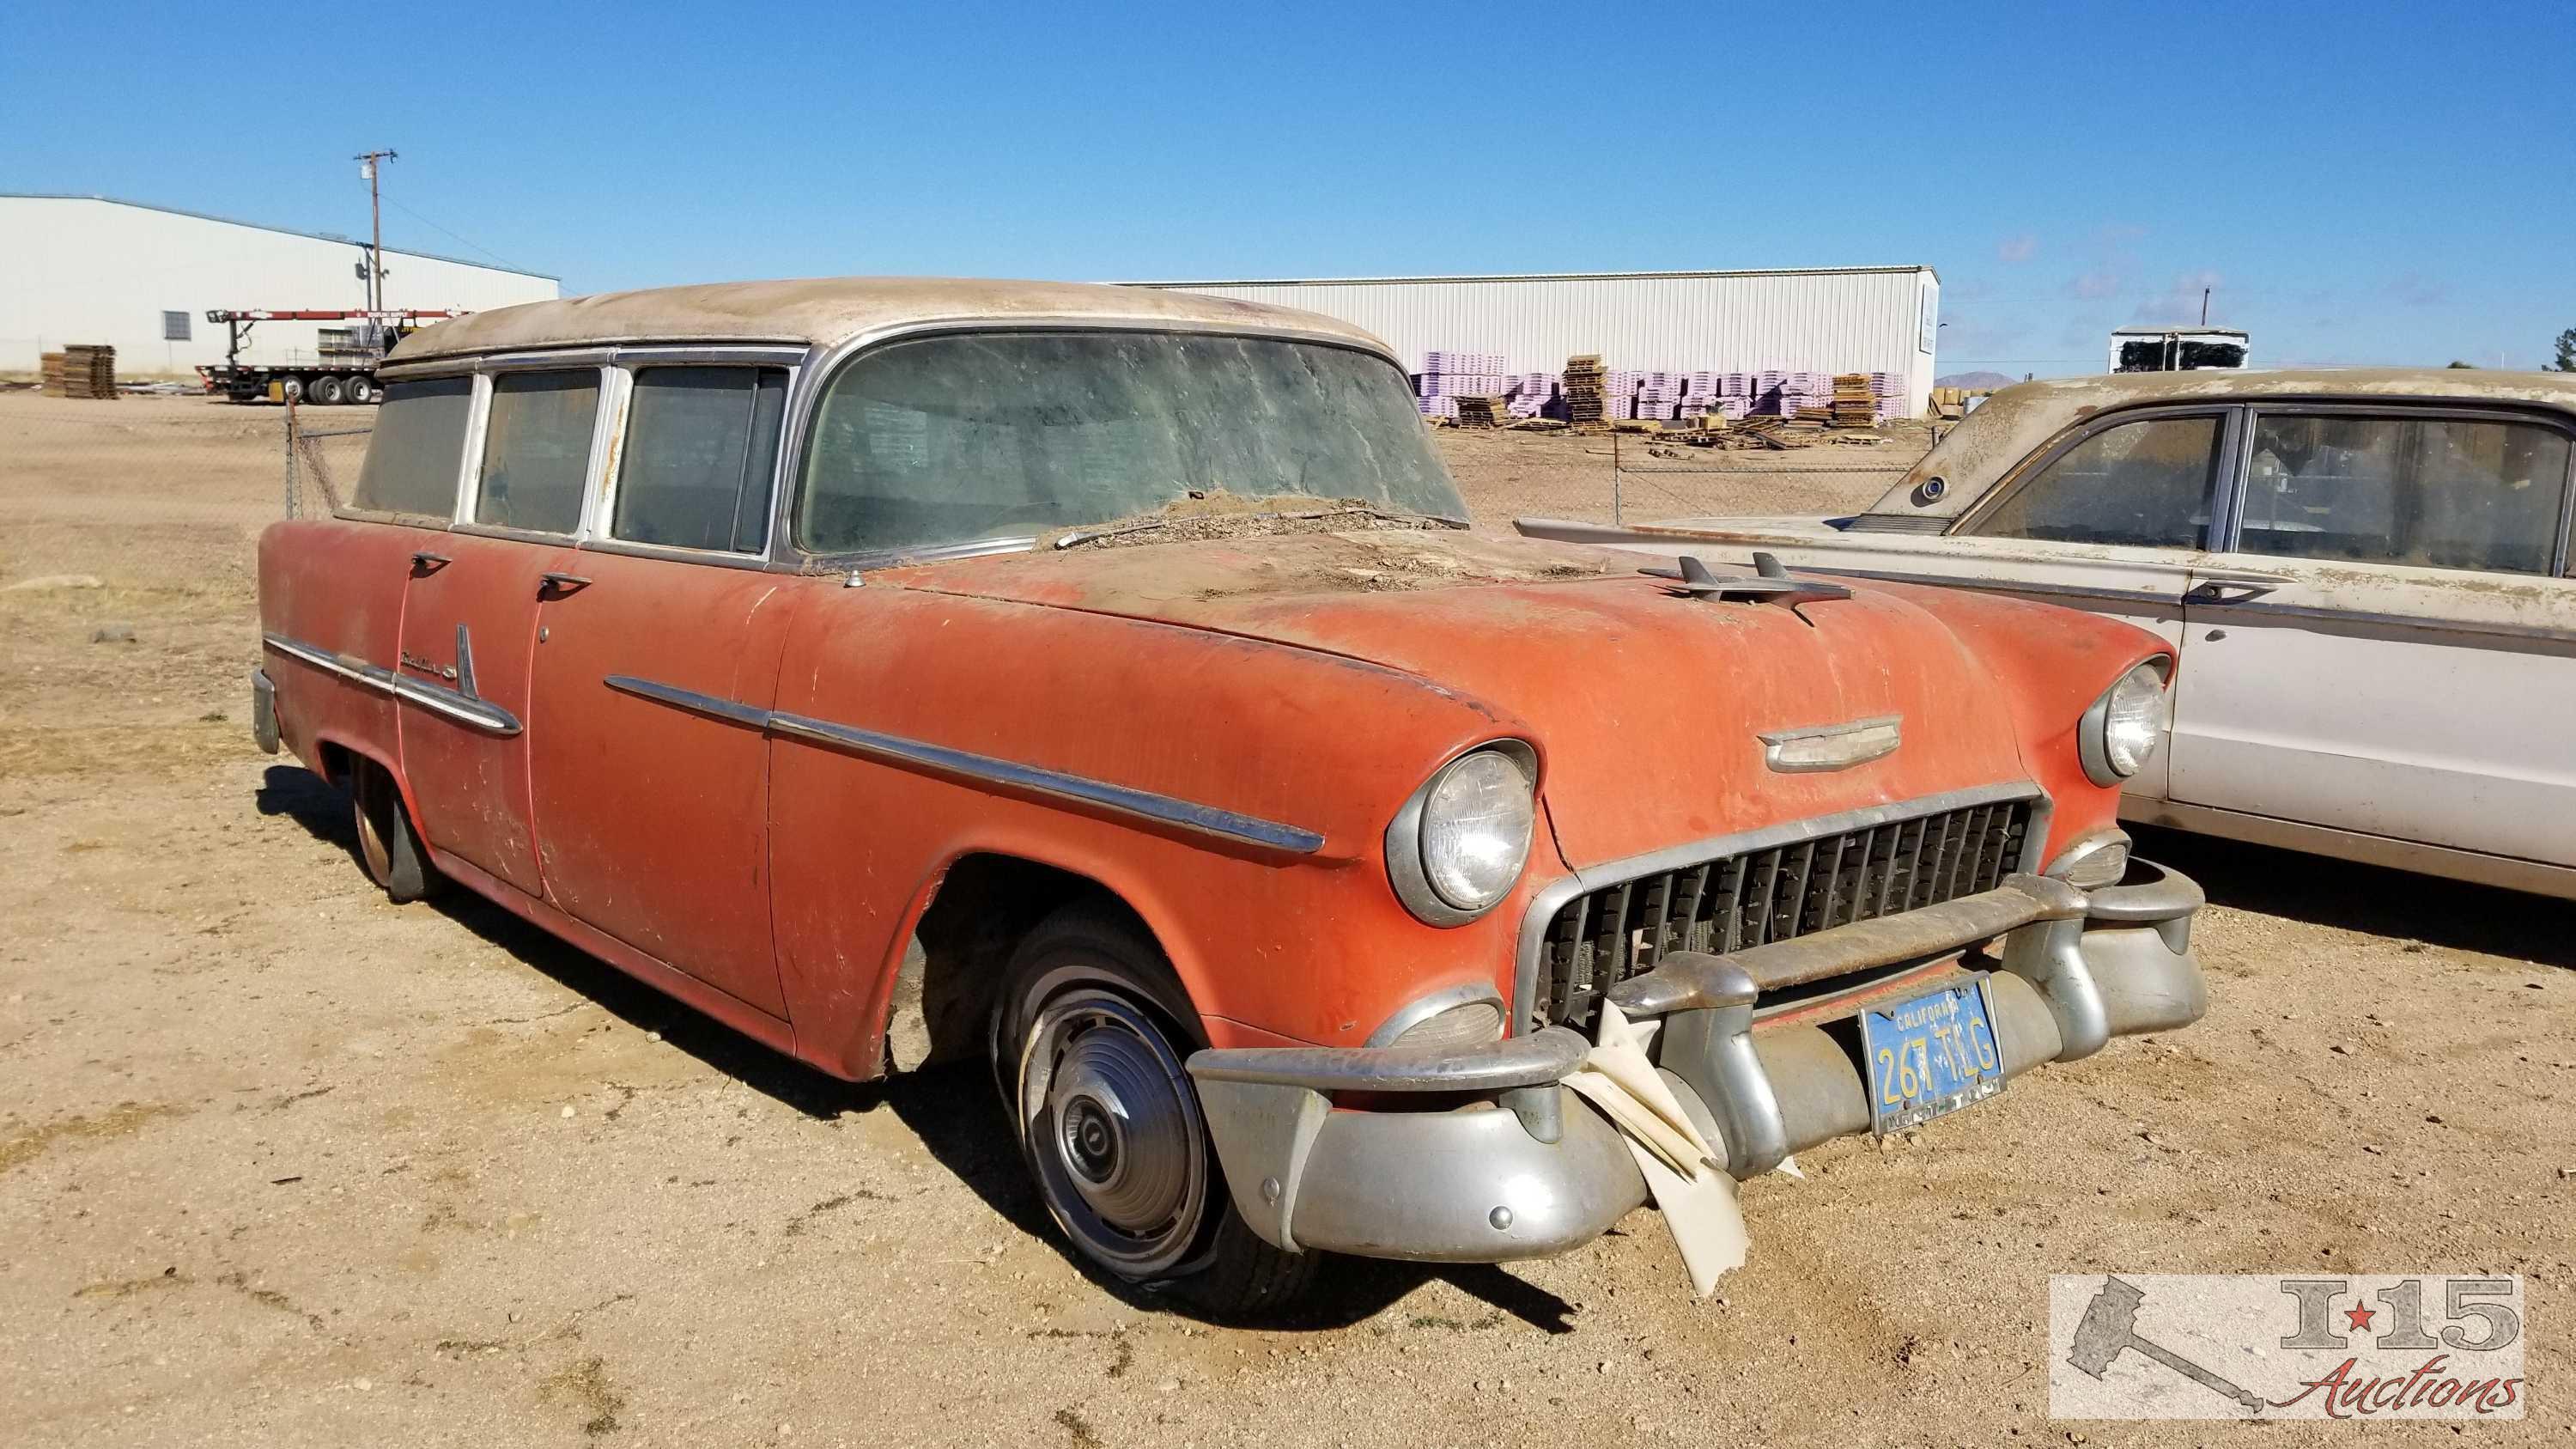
[1861, 978, 2006, 1135]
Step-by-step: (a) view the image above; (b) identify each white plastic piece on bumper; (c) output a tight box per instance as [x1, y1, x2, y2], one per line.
[1562, 1001, 1749, 1298]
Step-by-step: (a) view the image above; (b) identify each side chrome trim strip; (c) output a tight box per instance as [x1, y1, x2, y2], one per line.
[602, 674, 772, 731]
[261, 632, 522, 737]
[604, 675, 1325, 856]
[1510, 779, 2044, 1035]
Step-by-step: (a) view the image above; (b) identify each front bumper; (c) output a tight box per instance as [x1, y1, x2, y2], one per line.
[1183, 860, 2206, 1263]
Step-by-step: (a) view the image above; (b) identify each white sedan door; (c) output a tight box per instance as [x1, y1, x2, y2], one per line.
[2166, 406, 2576, 868]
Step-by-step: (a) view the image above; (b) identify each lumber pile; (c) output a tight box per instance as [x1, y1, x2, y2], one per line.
[1454, 394, 1509, 428]
[1831, 373, 1876, 427]
[1562, 354, 1607, 424]
[40, 345, 117, 399]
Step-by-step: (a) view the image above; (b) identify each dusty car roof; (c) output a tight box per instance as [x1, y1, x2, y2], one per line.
[1874, 368, 2576, 518]
[392, 277, 1394, 362]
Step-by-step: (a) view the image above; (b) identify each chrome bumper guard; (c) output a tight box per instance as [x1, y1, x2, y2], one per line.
[1184, 860, 2207, 1263]
[250, 667, 280, 755]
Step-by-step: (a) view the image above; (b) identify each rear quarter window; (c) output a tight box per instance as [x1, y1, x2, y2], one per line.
[351, 377, 471, 518]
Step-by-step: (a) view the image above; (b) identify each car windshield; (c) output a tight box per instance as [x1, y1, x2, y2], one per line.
[795, 329, 1469, 556]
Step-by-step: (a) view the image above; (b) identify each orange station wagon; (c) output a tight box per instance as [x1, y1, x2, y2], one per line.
[252, 278, 2208, 1312]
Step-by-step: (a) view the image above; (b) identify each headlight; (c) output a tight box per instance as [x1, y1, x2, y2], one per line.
[1385, 745, 1536, 925]
[2081, 661, 2169, 786]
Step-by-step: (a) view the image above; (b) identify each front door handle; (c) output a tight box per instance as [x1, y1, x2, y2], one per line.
[410, 550, 452, 574]
[538, 572, 592, 598]
[2187, 569, 2293, 602]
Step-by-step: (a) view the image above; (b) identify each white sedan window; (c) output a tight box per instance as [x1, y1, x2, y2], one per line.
[2239, 414, 2570, 575]
[1973, 415, 2223, 550]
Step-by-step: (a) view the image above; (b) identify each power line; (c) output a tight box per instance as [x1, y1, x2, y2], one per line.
[379, 193, 531, 275]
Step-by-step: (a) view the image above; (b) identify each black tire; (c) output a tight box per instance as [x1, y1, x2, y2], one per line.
[308, 374, 346, 405]
[993, 903, 1318, 1317]
[277, 376, 304, 405]
[343, 375, 374, 405]
[349, 758, 444, 903]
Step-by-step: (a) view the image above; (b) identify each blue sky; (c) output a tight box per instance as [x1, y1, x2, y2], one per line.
[6, 1, 2571, 375]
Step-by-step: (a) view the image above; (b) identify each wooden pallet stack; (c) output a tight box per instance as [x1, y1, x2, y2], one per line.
[1454, 394, 1508, 428]
[1829, 373, 1875, 427]
[1562, 354, 1607, 425]
[39, 345, 118, 399]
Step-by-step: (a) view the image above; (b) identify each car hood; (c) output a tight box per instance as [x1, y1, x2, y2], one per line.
[874, 529, 2036, 868]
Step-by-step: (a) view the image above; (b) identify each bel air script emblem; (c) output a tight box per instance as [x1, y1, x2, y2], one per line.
[1759, 715, 1901, 773]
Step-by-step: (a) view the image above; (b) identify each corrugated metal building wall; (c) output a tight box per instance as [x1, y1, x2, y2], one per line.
[1137, 267, 1941, 417]
[0, 195, 559, 377]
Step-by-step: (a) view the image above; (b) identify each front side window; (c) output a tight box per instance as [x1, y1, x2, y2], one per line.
[351, 376, 471, 518]
[1972, 413, 2224, 549]
[475, 370, 599, 533]
[612, 367, 788, 552]
[2238, 413, 2571, 575]
[796, 330, 1467, 556]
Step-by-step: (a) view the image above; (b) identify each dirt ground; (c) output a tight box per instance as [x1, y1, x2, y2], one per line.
[3, 391, 2572, 1446]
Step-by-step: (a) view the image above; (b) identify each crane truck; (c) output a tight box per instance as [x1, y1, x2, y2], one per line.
[196, 308, 468, 405]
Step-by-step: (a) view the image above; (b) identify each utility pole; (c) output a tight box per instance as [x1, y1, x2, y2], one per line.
[2200, 287, 2211, 326]
[355, 149, 398, 312]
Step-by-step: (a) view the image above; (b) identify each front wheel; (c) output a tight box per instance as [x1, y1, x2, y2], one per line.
[995, 905, 1317, 1316]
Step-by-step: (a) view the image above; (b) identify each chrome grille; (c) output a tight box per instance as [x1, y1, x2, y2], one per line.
[1533, 797, 2034, 1032]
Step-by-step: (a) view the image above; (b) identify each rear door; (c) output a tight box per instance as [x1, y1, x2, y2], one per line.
[525, 361, 803, 1016]
[2168, 405, 2576, 863]
[395, 367, 601, 896]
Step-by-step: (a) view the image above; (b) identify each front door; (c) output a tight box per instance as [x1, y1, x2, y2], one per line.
[2169, 405, 2576, 864]
[523, 361, 801, 1016]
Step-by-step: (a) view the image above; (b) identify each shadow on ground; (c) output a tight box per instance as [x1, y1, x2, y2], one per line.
[2131, 825, 2576, 971]
[252, 764, 1577, 1333]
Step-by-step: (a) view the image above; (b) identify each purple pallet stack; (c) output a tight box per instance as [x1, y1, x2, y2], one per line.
[1506, 372, 1558, 419]
[1415, 350, 1510, 416]
[1869, 371, 1902, 423]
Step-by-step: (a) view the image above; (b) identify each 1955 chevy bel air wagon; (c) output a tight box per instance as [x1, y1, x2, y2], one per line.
[252, 278, 2208, 1312]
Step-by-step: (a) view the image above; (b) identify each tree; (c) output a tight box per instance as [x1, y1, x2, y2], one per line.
[2446, 360, 2478, 368]
[2550, 327, 2576, 372]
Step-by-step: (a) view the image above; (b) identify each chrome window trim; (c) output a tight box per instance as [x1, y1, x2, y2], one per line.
[461, 364, 611, 542]
[2216, 400, 2576, 574]
[593, 358, 801, 566]
[380, 338, 808, 381]
[329, 372, 477, 527]
[1951, 402, 2238, 545]
[603, 674, 1325, 855]
[777, 318, 1426, 568]
[1509, 780, 2047, 1035]
[261, 632, 521, 736]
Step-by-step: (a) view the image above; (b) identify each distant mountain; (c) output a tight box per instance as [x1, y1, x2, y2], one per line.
[1935, 371, 2018, 390]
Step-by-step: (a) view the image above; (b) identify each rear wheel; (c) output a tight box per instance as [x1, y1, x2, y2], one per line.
[349, 758, 444, 903]
[995, 904, 1317, 1317]
[343, 375, 374, 405]
[308, 374, 347, 405]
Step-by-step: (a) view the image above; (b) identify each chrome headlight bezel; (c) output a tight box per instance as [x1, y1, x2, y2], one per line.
[1385, 741, 1538, 927]
[2080, 659, 2172, 787]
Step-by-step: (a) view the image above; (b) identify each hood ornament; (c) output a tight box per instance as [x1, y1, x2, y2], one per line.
[1759, 715, 1902, 773]
[1643, 552, 1852, 622]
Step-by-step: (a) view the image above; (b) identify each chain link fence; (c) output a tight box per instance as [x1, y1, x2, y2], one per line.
[0, 388, 1929, 611]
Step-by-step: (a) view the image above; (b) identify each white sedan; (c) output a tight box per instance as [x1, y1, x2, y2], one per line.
[1522, 368, 2576, 898]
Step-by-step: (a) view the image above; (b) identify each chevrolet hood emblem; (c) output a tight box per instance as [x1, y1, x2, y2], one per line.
[1759, 715, 1901, 772]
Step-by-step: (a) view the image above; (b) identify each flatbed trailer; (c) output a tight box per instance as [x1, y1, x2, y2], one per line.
[196, 308, 468, 405]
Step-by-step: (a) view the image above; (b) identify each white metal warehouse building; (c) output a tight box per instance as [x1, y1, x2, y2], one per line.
[0, 194, 558, 379]
[1142, 266, 1942, 417]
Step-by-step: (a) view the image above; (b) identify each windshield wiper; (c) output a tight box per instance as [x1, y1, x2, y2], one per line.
[1053, 503, 1469, 551]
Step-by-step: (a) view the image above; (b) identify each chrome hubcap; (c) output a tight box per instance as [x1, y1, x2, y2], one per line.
[1018, 984, 1207, 1278]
